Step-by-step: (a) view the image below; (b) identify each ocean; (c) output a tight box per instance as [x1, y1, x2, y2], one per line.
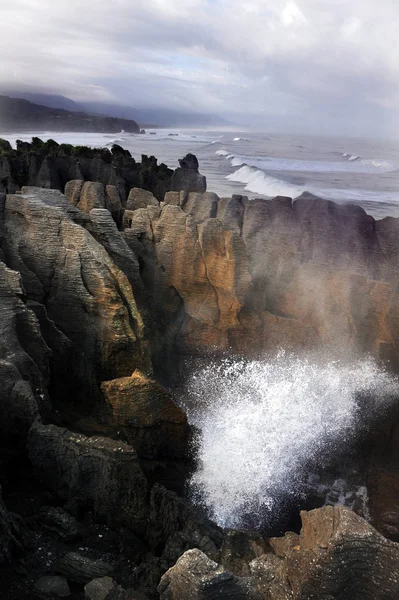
[2, 129, 399, 219]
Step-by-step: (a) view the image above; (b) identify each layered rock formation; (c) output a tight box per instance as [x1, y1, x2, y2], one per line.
[126, 192, 399, 371]
[159, 506, 399, 600]
[0, 152, 399, 598]
[170, 153, 207, 194]
[0, 138, 173, 203]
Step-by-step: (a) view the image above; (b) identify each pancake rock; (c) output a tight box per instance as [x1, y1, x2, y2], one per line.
[170, 153, 207, 194]
[2, 187, 150, 425]
[159, 506, 399, 600]
[0, 138, 173, 203]
[28, 422, 149, 533]
[101, 370, 188, 459]
[126, 192, 399, 369]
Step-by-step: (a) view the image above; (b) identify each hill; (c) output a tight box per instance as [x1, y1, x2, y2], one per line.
[0, 95, 140, 133]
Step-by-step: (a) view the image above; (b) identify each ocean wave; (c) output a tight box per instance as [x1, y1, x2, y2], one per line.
[226, 165, 305, 197]
[225, 163, 399, 206]
[216, 149, 231, 156]
[233, 137, 249, 141]
[217, 149, 396, 175]
[342, 152, 395, 170]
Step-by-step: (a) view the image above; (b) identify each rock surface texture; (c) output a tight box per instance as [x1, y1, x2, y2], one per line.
[170, 153, 207, 194]
[159, 506, 399, 600]
[0, 138, 173, 203]
[126, 192, 399, 370]
[0, 158, 399, 600]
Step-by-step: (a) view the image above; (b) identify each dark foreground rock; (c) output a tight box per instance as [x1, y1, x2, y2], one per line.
[159, 506, 399, 600]
[34, 575, 71, 598]
[28, 422, 149, 533]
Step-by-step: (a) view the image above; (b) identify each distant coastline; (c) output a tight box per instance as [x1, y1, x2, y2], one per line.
[0, 95, 141, 134]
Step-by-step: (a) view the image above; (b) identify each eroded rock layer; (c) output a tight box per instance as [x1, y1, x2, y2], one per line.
[127, 192, 399, 370]
[0, 176, 399, 599]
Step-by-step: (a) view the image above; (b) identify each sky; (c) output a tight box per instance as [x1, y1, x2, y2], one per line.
[1, 0, 399, 135]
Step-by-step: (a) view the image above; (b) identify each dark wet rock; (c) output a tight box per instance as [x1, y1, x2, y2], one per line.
[0, 258, 50, 457]
[0, 488, 24, 563]
[158, 548, 258, 600]
[34, 575, 71, 598]
[84, 576, 116, 600]
[160, 507, 399, 600]
[178, 153, 198, 170]
[56, 552, 114, 584]
[170, 154, 206, 194]
[28, 422, 148, 533]
[220, 529, 271, 576]
[106, 585, 151, 600]
[40, 506, 82, 542]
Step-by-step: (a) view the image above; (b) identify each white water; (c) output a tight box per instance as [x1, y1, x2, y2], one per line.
[186, 352, 398, 529]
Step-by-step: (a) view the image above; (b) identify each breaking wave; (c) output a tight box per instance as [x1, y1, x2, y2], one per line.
[226, 165, 304, 197]
[187, 353, 398, 529]
[217, 150, 396, 174]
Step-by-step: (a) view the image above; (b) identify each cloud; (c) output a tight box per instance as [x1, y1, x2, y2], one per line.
[0, 0, 398, 135]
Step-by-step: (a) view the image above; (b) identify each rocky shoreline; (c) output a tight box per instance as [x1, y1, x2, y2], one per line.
[0, 141, 399, 599]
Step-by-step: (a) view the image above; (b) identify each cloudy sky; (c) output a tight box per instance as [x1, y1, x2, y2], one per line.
[1, 0, 399, 135]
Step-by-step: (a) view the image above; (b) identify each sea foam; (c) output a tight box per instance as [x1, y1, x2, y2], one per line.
[186, 353, 398, 528]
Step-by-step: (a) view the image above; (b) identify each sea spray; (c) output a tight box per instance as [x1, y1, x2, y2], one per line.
[185, 352, 398, 529]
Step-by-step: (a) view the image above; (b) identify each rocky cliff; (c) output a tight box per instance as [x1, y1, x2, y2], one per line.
[0, 152, 399, 598]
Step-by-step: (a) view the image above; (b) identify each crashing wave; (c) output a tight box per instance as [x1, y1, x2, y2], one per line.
[226, 165, 305, 197]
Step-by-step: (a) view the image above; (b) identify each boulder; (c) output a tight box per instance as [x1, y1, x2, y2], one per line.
[56, 552, 114, 584]
[84, 576, 116, 599]
[100, 370, 188, 459]
[34, 575, 71, 598]
[78, 181, 106, 213]
[40, 506, 82, 542]
[170, 154, 206, 194]
[159, 507, 399, 600]
[262, 505, 399, 599]
[64, 179, 84, 206]
[158, 548, 257, 600]
[126, 188, 159, 211]
[220, 529, 270, 576]
[28, 422, 148, 533]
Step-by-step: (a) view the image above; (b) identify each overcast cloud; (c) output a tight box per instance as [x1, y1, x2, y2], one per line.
[1, 0, 399, 135]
